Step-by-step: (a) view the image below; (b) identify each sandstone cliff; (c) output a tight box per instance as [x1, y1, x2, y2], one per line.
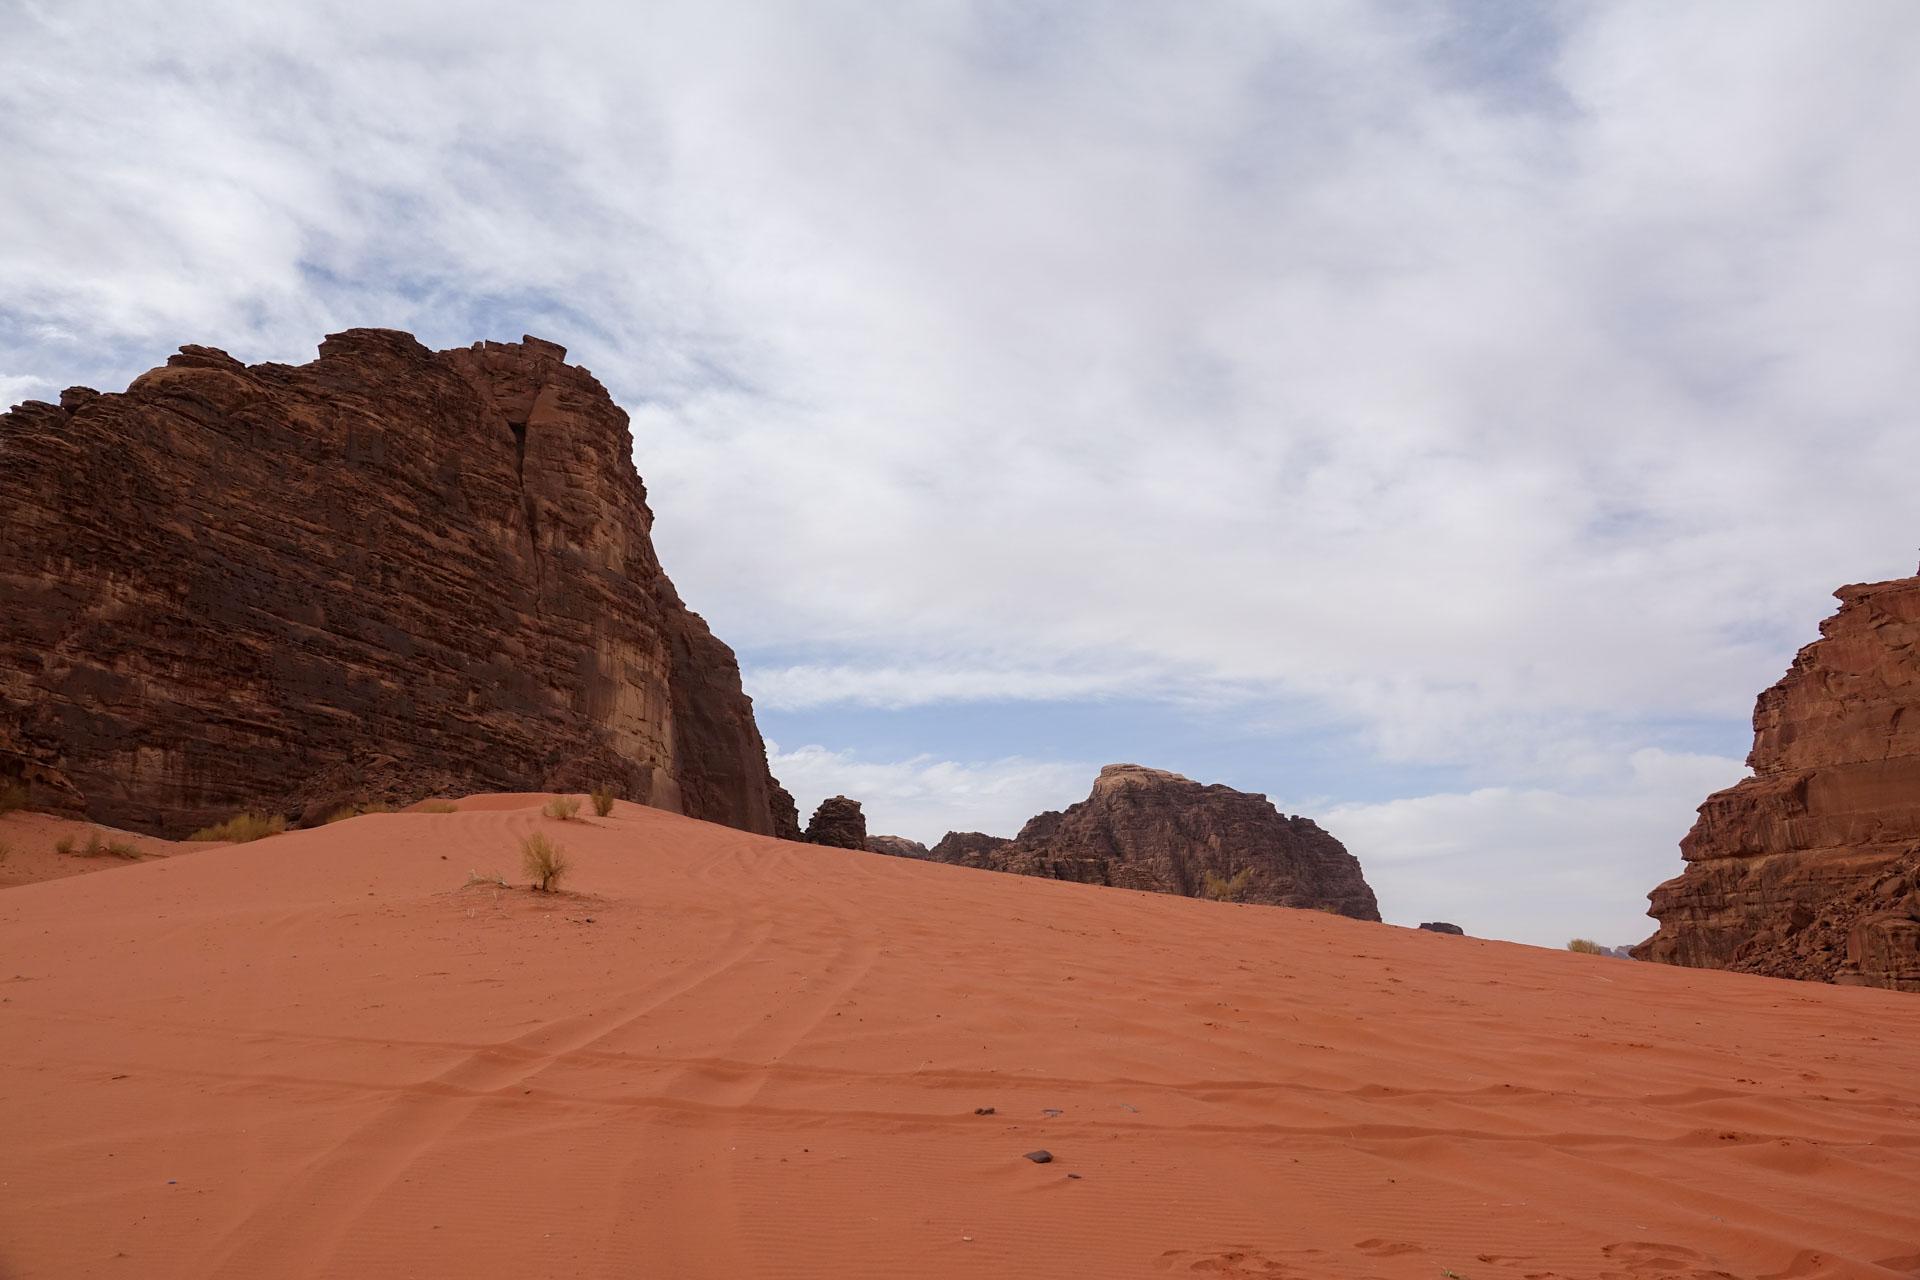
[0, 330, 798, 839]
[1637, 574, 1920, 991]
[908, 765, 1380, 919]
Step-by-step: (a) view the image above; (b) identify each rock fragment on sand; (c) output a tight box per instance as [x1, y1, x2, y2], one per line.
[973, 1106, 995, 1115]
[1023, 1150, 1053, 1164]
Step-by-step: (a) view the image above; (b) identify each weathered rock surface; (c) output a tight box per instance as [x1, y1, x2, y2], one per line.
[1636, 574, 1920, 991]
[1418, 922, 1465, 935]
[0, 330, 797, 839]
[922, 764, 1380, 919]
[804, 795, 867, 849]
[865, 834, 931, 860]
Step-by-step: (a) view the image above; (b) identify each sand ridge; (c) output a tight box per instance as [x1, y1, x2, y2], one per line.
[3, 796, 1919, 1278]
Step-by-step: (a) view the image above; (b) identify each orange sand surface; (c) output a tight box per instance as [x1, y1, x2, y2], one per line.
[4, 796, 1919, 1279]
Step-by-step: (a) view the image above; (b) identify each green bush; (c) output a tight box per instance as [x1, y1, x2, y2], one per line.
[543, 795, 582, 822]
[521, 832, 570, 892]
[1567, 938, 1606, 955]
[590, 785, 617, 818]
[188, 813, 287, 843]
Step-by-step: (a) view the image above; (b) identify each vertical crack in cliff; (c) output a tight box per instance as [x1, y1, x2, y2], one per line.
[506, 418, 542, 554]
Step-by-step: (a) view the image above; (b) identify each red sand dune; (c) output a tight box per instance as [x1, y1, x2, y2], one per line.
[4, 797, 1919, 1279]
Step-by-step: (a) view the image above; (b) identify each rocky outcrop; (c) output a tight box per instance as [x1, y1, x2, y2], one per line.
[0, 330, 795, 838]
[922, 764, 1380, 918]
[804, 795, 867, 849]
[1636, 573, 1920, 991]
[865, 834, 930, 860]
[1418, 922, 1465, 935]
[928, 831, 1013, 865]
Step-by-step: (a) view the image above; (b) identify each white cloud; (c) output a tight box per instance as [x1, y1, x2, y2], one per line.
[767, 743, 1094, 846]
[1327, 749, 1750, 947]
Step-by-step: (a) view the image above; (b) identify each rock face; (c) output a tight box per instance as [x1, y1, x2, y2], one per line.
[924, 764, 1380, 919]
[804, 795, 867, 849]
[1418, 922, 1465, 936]
[0, 330, 799, 840]
[1636, 574, 1920, 991]
[865, 834, 930, 860]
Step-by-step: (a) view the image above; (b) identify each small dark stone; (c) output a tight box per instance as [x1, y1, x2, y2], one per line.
[1066, 1173, 1082, 1180]
[1023, 1150, 1053, 1164]
[973, 1106, 995, 1115]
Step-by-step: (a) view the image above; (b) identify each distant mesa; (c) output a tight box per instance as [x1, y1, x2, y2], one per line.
[868, 764, 1380, 919]
[804, 795, 867, 849]
[1418, 921, 1465, 935]
[865, 834, 930, 860]
[0, 330, 799, 841]
[1637, 571, 1920, 992]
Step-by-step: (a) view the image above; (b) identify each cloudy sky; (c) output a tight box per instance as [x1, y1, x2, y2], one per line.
[5, 1, 1918, 946]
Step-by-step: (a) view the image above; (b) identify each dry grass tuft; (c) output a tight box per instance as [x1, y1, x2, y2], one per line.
[0, 840, 11, 863]
[416, 800, 460, 814]
[1566, 937, 1606, 955]
[188, 813, 287, 843]
[590, 785, 617, 818]
[1199, 867, 1255, 902]
[53, 835, 74, 855]
[57, 830, 143, 859]
[521, 832, 570, 892]
[324, 802, 396, 824]
[543, 795, 582, 822]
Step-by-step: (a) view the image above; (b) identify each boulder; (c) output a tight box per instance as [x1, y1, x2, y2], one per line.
[805, 795, 867, 849]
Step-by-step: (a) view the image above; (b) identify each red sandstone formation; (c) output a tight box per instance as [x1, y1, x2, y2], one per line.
[0, 330, 798, 839]
[1637, 573, 1920, 991]
[804, 795, 867, 850]
[865, 834, 930, 860]
[914, 764, 1380, 919]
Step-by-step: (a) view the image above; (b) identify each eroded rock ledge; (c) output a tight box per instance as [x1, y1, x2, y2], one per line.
[1636, 573, 1920, 991]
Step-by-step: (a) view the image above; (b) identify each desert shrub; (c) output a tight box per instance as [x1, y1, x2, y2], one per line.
[1199, 867, 1255, 902]
[416, 800, 460, 814]
[1566, 938, 1605, 955]
[95, 833, 141, 859]
[188, 813, 287, 843]
[0, 782, 29, 815]
[53, 835, 74, 855]
[543, 795, 582, 822]
[590, 785, 617, 818]
[521, 832, 570, 892]
[324, 802, 396, 824]
[0, 840, 11, 862]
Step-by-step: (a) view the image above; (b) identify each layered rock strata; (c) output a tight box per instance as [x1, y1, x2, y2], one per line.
[0, 330, 797, 839]
[1637, 574, 1920, 991]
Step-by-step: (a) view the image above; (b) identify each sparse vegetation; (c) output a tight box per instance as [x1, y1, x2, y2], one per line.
[0, 840, 11, 863]
[464, 869, 508, 889]
[55, 830, 143, 859]
[543, 795, 582, 822]
[323, 801, 396, 824]
[521, 832, 570, 892]
[416, 800, 460, 814]
[1567, 938, 1606, 955]
[0, 782, 29, 815]
[590, 785, 617, 818]
[187, 812, 287, 843]
[1199, 867, 1255, 902]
